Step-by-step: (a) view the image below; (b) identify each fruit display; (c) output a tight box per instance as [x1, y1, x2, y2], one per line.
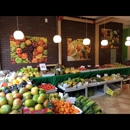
[0, 79, 51, 114]
[75, 95, 104, 114]
[101, 74, 123, 81]
[52, 100, 81, 114]
[39, 83, 57, 92]
[77, 66, 87, 71]
[58, 77, 86, 89]
[50, 63, 66, 75]
[99, 63, 126, 69]
[17, 67, 41, 78]
[64, 67, 80, 74]
[10, 35, 48, 64]
[48, 92, 61, 101]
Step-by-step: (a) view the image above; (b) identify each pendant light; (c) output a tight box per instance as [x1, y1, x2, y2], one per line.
[13, 16, 24, 40]
[125, 25, 130, 46]
[101, 20, 108, 46]
[83, 18, 90, 45]
[53, 16, 62, 43]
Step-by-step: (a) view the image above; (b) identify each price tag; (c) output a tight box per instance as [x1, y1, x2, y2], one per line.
[27, 66, 32, 68]
[96, 74, 101, 78]
[104, 73, 108, 77]
[56, 68, 61, 71]
[87, 65, 91, 67]
[39, 63, 47, 70]
[95, 65, 99, 67]
[80, 65, 85, 68]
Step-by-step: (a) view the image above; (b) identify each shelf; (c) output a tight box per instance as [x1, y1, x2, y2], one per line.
[106, 79, 123, 84]
[88, 81, 106, 87]
[123, 78, 130, 82]
[89, 90, 105, 99]
[57, 84, 87, 92]
[46, 88, 57, 94]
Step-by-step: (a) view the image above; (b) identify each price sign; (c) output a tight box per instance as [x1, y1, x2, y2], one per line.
[56, 68, 61, 71]
[87, 65, 91, 67]
[39, 63, 47, 70]
[96, 74, 101, 78]
[80, 65, 85, 68]
[27, 66, 32, 68]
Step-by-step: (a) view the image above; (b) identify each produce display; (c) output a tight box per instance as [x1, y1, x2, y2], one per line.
[17, 67, 41, 78]
[58, 77, 86, 89]
[50, 63, 65, 75]
[39, 83, 57, 92]
[64, 67, 80, 74]
[75, 95, 103, 114]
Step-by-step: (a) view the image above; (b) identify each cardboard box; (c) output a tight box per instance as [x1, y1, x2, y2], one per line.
[106, 84, 121, 97]
[22, 102, 52, 114]
[122, 84, 130, 91]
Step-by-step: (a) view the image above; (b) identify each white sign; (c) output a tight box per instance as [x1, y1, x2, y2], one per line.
[96, 74, 101, 78]
[80, 65, 85, 68]
[39, 63, 47, 70]
[87, 65, 91, 67]
[56, 68, 61, 71]
[27, 66, 32, 68]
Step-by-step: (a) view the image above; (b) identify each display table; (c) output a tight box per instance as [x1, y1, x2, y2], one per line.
[30, 67, 130, 86]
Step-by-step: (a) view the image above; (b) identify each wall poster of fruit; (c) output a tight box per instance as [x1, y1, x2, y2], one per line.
[101, 28, 119, 49]
[10, 35, 48, 64]
[67, 38, 91, 61]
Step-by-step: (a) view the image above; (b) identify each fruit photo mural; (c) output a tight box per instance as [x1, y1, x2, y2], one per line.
[67, 38, 91, 61]
[101, 28, 119, 49]
[10, 35, 48, 64]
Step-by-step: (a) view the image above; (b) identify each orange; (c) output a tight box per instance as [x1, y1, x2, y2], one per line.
[25, 39, 31, 46]
[37, 46, 44, 53]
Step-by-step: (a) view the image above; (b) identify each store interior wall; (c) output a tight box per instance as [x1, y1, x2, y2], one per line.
[0, 16, 124, 71]
[99, 22, 123, 65]
[122, 28, 128, 62]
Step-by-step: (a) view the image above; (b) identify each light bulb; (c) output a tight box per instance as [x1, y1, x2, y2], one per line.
[83, 38, 90, 45]
[53, 35, 62, 43]
[101, 39, 108, 46]
[126, 36, 130, 41]
[13, 30, 24, 40]
[125, 40, 130, 46]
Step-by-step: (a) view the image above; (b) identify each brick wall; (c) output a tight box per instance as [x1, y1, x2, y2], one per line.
[99, 22, 123, 65]
[0, 16, 58, 71]
[0, 16, 123, 71]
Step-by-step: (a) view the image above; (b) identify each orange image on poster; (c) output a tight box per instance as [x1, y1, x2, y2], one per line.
[10, 35, 48, 64]
[67, 38, 91, 61]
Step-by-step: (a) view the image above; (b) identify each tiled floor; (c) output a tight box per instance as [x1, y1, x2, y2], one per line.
[91, 90, 130, 114]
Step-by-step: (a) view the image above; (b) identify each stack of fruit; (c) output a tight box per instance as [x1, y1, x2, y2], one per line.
[0, 80, 51, 114]
[75, 95, 104, 114]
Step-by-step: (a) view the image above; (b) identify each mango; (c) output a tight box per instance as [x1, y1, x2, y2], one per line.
[23, 91, 31, 97]
[37, 95, 46, 104]
[0, 96, 8, 107]
[28, 107, 35, 111]
[0, 104, 12, 114]
[32, 94, 39, 103]
[43, 99, 49, 108]
[31, 87, 38, 95]
[24, 99, 35, 107]
[35, 104, 43, 110]
[12, 90, 19, 96]
[13, 93, 22, 99]
[9, 110, 19, 114]
[19, 87, 28, 95]
[23, 95, 32, 100]
[12, 98, 22, 110]
[25, 84, 33, 90]
[0, 92, 5, 97]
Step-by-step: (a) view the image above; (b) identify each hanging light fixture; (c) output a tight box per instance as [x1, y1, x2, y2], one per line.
[101, 20, 108, 46]
[83, 18, 90, 45]
[13, 16, 24, 40]
[53, 16, 62, 43]
[125, 25, 130, 46]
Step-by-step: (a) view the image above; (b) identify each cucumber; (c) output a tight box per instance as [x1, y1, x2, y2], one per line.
[94, 106, 101, 113]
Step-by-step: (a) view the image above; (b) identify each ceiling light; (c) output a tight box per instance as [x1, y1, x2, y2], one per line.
[101, 21, 108, 46]
[83, 18, 90, 45]
[53, 35, 62, 43]
[101, 39, 108, 46]
[13, 16, 24, 40]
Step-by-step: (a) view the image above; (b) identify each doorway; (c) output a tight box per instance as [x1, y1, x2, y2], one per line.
[110, 49, 116, 64]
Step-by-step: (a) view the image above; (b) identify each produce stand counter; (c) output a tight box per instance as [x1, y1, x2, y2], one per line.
[30, 67, 130, 86]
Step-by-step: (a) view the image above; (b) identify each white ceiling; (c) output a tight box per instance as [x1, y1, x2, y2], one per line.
[79, 16, 130, 29]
